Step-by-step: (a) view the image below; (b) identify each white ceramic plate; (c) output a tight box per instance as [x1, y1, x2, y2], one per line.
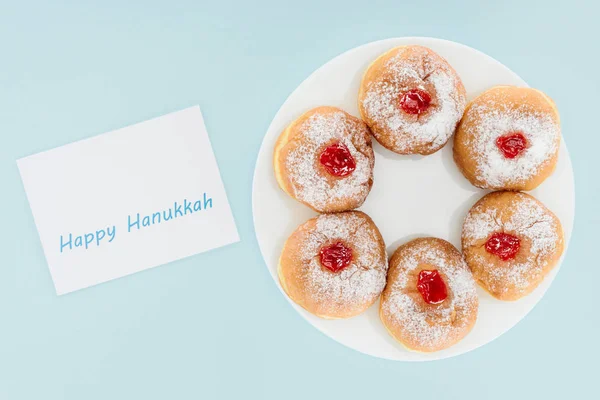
[252, 37, 574, 361]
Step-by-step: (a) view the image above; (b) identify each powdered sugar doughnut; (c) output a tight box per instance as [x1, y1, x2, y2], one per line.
[278, 211, 387, 319]
[358, 45, 466, 155]
[380, 238, 478, 352]
[453, 86, 561, 190]
[462, 191, 564, 301]
[273, 106, 374, 213]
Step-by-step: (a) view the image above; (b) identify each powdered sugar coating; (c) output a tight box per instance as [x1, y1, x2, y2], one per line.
[462, 191, 564, 299]
[463, 102, 559, 188]
[360, 46, 466, 154]
[280, 212, 388, 319]
[282, 109, 373, 212]
[380, 238, 478, 351]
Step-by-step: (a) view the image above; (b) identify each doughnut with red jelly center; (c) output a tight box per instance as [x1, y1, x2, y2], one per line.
[380, 237, 478, 352]
[278, 211, 387, 319]
[273, 106, 374, 213]
[358, 45, 467, 155]
[462, 191, 564, 301]
[453, 86, 561, 191]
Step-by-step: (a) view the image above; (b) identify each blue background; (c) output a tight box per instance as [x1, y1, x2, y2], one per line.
[1, 1, 598, 398]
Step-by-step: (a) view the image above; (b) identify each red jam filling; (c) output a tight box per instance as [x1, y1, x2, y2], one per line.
[399, 89, 432, 115]
[319, 142, 356, 177]
[485, 232, 521, 261]
[319, 242, 353, 273]
[417, 269, 448, 305]
[496, 132, 528, 159]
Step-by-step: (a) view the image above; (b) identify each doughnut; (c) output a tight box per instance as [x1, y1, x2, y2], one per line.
[453, 86, 561, 190]
[462, 191, 564, 301]
[358, 45, 467, 155]
[278, 211, 387, 319]
[273, 106, 374, 213]
[379, 237, 478, 352]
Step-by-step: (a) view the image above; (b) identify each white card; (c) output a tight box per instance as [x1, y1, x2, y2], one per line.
[18, 106, 239, 295]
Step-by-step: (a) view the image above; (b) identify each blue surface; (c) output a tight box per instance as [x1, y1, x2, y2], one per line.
[1, 1, 598, 398]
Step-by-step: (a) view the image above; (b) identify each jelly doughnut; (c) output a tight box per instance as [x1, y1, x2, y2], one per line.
[462, 191, 564, 301]
[358, 45, 466, 155]
[454, 86, 561, 190]
[380, 237, 478, 352]
[278, 211, 387, 319]
[273, 106, 374, 213]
